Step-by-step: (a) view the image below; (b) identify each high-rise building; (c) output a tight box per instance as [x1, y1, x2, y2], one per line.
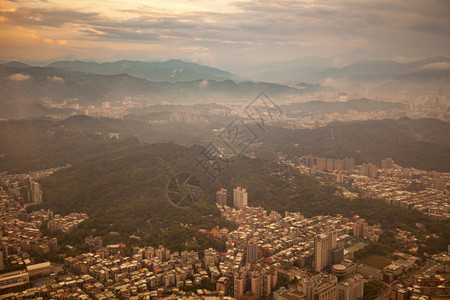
[216, 188, 228, 206]
[314, 234, 329, 272]
[316, 157, 327, 171]
[304, 155, 316, 168]
[234, 274, 245, 299]
[381, 158, 394, 169]
[344, 157, 355, 170]
[353, 219, 381, 242]
[329, 230, 337, 249]
[334, 159, 344, 171]
[247, 239, 258, 262]
[336, 274, 364, 300]
[262, 272, 272, 297]
[314, 231, 337, 272]
[0, 251, 4, 271]
[250, 271, 263, 299]
[360, 163, 378, 178]
[233, 187, 248, 209]
[30, 181, 42, 204]
[326, 158, 334, 172]
[299, 274, 337, 300]
[331, 247, 344, 265]
[204, 248, 218, 267]
[352, 219, 365, 238]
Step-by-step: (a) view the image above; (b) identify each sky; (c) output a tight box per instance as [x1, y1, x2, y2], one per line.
[0, 0, 449, 73]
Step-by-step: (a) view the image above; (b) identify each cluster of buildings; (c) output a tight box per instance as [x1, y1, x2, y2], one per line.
[80, 102, 129, 119]
[380, 252, 420, 284]
[294, 155, 450, 219]
[352, 167, 450, 219]
[217, 204, 384, 299]
[352, 219, 382, 243]
[47, 213, 89, 234]
[394, 229, 421, 254]
[0, 171, 88, 276]
[284, 109, 408, 129]
[169, 108, 209, 123]
[1, 178, 386, 300]
[39, 88, 450, 126]
[1, 208, 58, 268]
[404, 94, 450, 123]
[301, 156, 355, 172]
[61, 245, 207, 299]
[390, 274, 450, 300]
[216, 187, 248, 210]
[0, 166, 447, 299]
[0, 193, 445, 300]
[0, 167, 67, 207]
[0, 262, 52, 295]
[14, 202, 379, 300]
[0, 174, 60, 272]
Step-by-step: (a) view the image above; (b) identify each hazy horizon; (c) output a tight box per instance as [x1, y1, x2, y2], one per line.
[1, 0, 450, 75]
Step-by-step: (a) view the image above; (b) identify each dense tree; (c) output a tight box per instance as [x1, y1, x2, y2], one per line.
[363, 280, 386, 300]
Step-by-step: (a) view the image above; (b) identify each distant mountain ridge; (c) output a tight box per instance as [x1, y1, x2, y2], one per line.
[0, 63, 323, 106]
[311, 56, 450, 83]
[47, 59, 236, 82]
[252, 56, 450, 87]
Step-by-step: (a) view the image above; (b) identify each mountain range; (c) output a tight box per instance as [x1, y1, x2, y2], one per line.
[2, 56, 449, 109]
[47, 59, 236, 82]
[0, 62, 318, 107]
[252, 56, 450, 84]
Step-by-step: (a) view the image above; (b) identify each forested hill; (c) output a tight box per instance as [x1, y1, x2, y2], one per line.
[38, 141, 449, 254]
[1, 116, 449, 173]
[38, 142, 334, 251]
[1, 116, 446, 252]
[0, 119, 140, 173]
[0, 117, 212, 173]
[259, 117, 450, 171]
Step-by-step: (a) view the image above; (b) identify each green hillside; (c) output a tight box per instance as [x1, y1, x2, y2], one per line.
[0, 119, 140, 173]
[259, 118, 450, 171]
[36, 142, 449, 254]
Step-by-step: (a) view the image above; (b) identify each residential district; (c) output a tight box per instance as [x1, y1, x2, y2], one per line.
[290, 156, 450, 219]
[0, 170, 449, 299]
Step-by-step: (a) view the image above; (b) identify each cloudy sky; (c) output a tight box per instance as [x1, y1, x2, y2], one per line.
[1, 0, 449, 72]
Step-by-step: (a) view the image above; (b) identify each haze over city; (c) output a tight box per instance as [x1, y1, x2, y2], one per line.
[0, 1, 449, 300]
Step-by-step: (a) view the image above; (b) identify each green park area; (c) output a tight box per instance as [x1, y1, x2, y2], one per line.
[362, 254, 392, 269]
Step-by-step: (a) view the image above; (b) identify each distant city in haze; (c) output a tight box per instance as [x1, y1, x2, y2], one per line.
[0, 0, 449, 300]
